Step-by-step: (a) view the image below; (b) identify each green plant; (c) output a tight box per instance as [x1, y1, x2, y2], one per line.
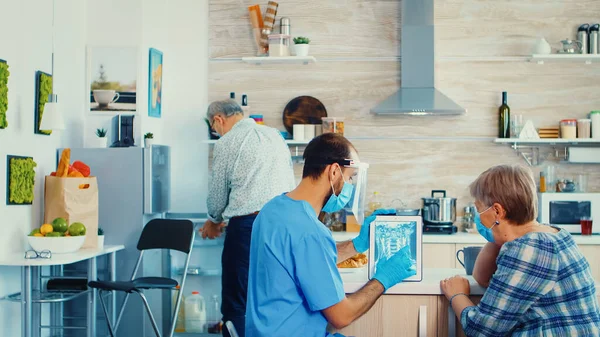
[96, 128, 107, 138]
[293, 37, 310, 44]
[8, 156, 37, 204]
[0, 60, 9, 129]
[36, 72, 53, 135]
[98, 228, 104, 235]
[144, 132, 154, 139]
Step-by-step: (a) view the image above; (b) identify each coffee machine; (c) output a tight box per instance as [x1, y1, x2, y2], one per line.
[111, 114, 136, 147]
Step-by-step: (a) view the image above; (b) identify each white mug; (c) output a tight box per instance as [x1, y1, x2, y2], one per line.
[93, 89, 120, 106]
[293, 124, 305, 141]
[304, 124, 316, 140]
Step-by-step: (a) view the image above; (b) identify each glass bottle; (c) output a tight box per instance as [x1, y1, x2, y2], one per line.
[498, 91, 510, 138]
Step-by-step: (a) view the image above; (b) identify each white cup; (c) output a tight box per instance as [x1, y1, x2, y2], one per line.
[293, 124, 305, 141]
[304, 124, 316, 140]
[93, 90, 120, 106]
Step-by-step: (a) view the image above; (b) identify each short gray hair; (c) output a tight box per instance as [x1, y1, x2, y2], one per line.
[469, 164, 538, 225]
[206, 99, 243, 121]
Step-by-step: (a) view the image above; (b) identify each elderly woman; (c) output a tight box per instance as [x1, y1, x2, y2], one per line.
[441, 164, 600, 336]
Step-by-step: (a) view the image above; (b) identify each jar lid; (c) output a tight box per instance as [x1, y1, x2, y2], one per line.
[578, 119, 592, 122]
[591, 111, 600, 115]
[560, 119, 577, 123]
[322, 117, 345, 121]
[192, 291, 199, 294]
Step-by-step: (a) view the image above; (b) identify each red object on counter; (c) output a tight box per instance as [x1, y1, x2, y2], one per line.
[581, 218, 593, 236]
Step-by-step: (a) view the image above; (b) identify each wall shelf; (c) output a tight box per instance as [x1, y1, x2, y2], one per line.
[529, 54, 600, 65]
[241, 56, 316, 65]
[494, 138, 600, 166]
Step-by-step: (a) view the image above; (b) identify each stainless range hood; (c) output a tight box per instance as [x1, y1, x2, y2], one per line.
[371, 0, 466, 116]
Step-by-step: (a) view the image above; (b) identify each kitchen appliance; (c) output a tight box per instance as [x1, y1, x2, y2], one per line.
[422, 190, 457, 234]
[559, 39, 582, 54]
[577, 24, 589, 54]
[590, 24, 599, 54]
[110, 114, 135, 147]
[538, 193, 600, 234]
[371, 0, 466, 115]
[368, 216, 422, 282]
[61, 146, 171, 336]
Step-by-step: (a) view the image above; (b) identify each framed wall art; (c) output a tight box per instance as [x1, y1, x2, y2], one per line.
[148, 48, 163, 118]
[6, 155, 37, 205]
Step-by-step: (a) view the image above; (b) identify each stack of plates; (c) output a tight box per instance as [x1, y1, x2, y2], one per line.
[538, 127, 560, 139]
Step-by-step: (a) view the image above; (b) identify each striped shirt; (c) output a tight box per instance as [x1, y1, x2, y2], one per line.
[207, 118, 296, 223]
[461, 228, 600, 336]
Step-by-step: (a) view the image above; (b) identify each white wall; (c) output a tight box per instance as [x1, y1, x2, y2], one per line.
[0, 0, 87, 334]
[0, 0, 209, 333]
[84, 0, 210, 213]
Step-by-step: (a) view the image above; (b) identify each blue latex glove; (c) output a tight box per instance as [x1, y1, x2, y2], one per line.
[373, 246, 416, 291]
[352, 209, 396, 253]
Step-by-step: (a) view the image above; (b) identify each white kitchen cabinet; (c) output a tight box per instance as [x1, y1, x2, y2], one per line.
[337, 295, 439, 337]
[423, 243, 456, 269]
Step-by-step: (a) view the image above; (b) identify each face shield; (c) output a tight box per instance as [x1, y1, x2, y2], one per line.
[344, 159, 369, 226]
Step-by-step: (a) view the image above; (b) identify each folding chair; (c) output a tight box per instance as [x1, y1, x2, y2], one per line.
[89, 219, 195, 337]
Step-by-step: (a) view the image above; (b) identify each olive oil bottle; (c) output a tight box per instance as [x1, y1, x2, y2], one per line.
[499, 91, 510, 138]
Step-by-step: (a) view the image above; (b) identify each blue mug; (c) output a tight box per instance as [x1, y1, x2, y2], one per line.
[456, 246, 482, 275]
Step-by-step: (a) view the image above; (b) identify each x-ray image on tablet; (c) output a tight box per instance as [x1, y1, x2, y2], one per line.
[368, 216, 422, 282]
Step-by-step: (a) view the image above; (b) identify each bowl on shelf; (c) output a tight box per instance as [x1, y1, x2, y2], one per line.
[27, 236, 86, 254]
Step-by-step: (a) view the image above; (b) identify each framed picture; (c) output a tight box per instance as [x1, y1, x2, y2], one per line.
[148, 48, 163, 118]
[6, 155, 37, 205]
[87, 46, 138, 113]
[0, 59, 8, 129]
[34, 71, 53, 135]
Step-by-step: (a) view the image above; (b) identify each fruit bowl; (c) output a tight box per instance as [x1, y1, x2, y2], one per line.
[27, 235, 85, 254]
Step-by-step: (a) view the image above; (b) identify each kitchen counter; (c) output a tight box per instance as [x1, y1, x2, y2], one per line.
[332, 231, 600, 245]
[340, 267, 486, 295]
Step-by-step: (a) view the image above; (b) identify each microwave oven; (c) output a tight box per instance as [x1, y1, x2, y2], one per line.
[369, 216, 422, 282]
[538, 193, 600, 234]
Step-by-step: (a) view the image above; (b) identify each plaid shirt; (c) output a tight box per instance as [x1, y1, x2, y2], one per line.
[461, 229, 600, 336]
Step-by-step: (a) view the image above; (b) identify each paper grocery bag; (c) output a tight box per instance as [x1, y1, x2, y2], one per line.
[44, 176, 99, 249]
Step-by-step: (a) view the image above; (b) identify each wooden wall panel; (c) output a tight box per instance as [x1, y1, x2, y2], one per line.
[209, 0, 401, 58]
[208, 0, 600, 220]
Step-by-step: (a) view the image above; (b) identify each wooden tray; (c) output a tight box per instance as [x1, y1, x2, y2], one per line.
[282, 96, 327, 135]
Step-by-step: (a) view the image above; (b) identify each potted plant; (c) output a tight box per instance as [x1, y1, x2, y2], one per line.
[293, 37, 311, 57]
[90, 128, 108, 148]
[144, 132, 154, 148]
[98, 228, 105, 249]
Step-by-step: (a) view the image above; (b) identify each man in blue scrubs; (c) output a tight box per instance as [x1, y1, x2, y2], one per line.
[245, 133, 415, 337]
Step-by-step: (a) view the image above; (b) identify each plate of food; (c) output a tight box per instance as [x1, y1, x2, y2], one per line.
[337, 253, 368, 273]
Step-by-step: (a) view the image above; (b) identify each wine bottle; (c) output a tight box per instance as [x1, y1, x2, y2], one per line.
[499, 91, 510, 138]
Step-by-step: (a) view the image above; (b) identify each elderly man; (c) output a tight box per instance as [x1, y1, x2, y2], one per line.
[201, 99, 296, 337]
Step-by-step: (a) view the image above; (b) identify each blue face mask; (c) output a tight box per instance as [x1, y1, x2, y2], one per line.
[474, 207, 496, 243]
[322, 168, 354, 213]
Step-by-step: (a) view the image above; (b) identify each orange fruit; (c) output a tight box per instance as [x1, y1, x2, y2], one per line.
[33, 233, 44, 237]
[40, 224, 53, 236]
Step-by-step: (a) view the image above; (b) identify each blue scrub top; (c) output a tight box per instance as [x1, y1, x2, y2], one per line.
[245, 194, 346, 337]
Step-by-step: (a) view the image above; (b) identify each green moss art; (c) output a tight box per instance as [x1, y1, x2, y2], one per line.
[34, 71, 52, 135]
[0, 60, 9, 129]
[6, 156, 37, 205]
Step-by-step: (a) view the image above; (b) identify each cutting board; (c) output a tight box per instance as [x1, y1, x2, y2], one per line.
[282, 96, 327, 135]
